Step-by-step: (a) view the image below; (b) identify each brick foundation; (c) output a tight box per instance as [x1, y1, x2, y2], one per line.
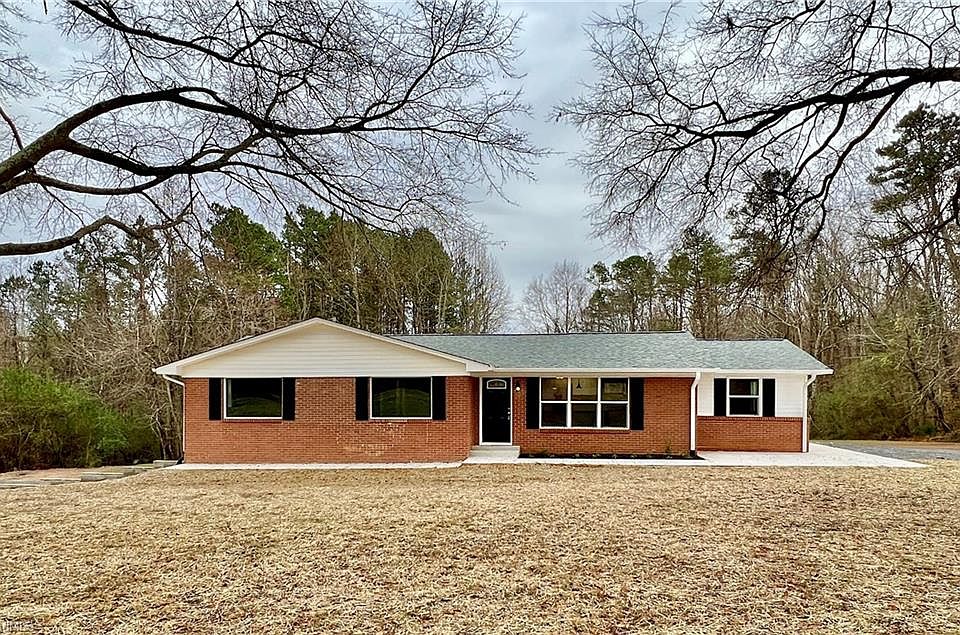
[511, 377, 693, 457]
[696, 416, 803, 452]
[183, 377, 477, 463]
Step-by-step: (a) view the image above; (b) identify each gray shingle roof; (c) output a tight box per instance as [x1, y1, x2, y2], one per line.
[393, 332, 830, 372]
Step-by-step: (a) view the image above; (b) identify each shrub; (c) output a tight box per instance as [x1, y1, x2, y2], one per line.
[0, 368, 161, 471]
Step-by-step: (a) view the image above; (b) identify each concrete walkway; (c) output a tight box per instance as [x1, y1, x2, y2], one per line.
[699, 443, 924, 468]
[170, 443, 924, 470]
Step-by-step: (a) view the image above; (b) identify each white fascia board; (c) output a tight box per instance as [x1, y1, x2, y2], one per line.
[699, 368, 834, 377]
[152, 317, 490, 376]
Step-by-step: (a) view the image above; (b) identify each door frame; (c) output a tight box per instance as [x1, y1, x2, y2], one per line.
[479, 376, 513, 445]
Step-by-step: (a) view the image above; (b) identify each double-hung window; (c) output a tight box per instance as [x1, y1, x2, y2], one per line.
[370, 377, 432, 419]
[728, 378, 761, 416]
[540, 377, 629, 428]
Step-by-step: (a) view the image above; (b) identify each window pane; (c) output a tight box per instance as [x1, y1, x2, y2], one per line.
[729, 397, 760, 416]
[571, 403, 597, 427]
[226, 378, 282, 417]
[571, 377, 598, 401]
[371, 377, 432, 418]
[729, 378, 759, 396]
[600, 378, 628, 401]
[600, 403, 628, 428]
[541, 377, 568, 401]
[541, 403, 567, 427]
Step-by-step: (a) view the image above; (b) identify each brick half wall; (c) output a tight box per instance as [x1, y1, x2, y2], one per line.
[696, 416, 803, 452]
[511, 377, 693, 457]
[183, 377, 477, 463]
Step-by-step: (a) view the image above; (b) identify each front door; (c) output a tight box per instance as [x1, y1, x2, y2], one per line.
[480, 377, 512, 444]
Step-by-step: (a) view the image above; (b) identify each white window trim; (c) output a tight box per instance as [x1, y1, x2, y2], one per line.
[223, 378, 284, 420]
[369, 377, 434, 420]
[539, 377, 630, 430]
[727, 377, 763, 418]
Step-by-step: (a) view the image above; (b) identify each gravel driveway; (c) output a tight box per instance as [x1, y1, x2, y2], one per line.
[815, 439, 960, 462]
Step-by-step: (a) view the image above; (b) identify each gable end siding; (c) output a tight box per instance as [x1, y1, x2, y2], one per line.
[179, 323, 469, 378]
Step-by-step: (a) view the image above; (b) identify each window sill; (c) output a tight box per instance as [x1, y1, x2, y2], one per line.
[536, 427, 632, 433]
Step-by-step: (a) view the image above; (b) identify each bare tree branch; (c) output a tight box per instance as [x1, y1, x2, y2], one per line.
[0, 0, 540, 256]
[0, 210, 186, 256]
[559, 0, 960, 247]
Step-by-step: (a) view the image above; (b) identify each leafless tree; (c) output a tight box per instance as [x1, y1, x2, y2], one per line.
[521, 259, 588, 333]
[559, 0, 960, 247]
[0, 0, 539, 256]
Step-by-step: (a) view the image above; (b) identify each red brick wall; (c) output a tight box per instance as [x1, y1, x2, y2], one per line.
[183, 377, 477, 463]
[696, 416, 803, 452]
[511, 377, 693, 457]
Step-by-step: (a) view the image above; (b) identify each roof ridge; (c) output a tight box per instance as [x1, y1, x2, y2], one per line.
[398, 330, 690, 337]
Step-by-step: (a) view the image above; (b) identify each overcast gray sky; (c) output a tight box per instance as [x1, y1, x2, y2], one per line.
[15, 2, 668, 303]
[470, 2, 628, 297]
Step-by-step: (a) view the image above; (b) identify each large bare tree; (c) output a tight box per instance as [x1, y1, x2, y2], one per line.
[560, 0, 960, 247]
[521, 259, 589, 333]
[0, 0, 538, 256]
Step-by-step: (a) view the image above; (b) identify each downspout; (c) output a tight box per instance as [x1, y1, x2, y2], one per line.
[161, 374, 184, 387]
[160, 374, 186, 463]
[801, 374, 815, 453]
[690, 372, 701, 456]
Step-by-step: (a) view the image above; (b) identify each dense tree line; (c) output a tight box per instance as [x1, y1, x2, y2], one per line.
[523, 106, 960, 441]
[0, 206, 509, 463]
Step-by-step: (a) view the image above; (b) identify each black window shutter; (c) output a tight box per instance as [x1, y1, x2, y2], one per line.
[762, 378, 776, 417]
[208, 378, 222, 420]
[629, 378, 645, 430]
[355, 377, 369, 420]
[282, 378, 296, 421]
[525, 377, 539, 428]
[713, 378, 727, 416]
[432, 377, 447, 420]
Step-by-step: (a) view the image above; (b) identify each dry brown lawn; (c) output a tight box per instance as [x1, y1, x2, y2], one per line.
[2, 463, 959, 634]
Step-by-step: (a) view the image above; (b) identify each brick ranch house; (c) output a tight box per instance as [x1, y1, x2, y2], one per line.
[154, 318, 832, 463]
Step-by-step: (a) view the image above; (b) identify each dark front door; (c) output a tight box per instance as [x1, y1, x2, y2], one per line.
[481, 378, 512, 443]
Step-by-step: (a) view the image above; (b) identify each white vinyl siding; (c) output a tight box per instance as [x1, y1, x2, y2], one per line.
[696, 373, 806, 417]
[181, 322, 469, 377]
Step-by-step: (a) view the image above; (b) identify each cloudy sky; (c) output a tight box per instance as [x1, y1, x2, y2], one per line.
[14, 2, 668, 302]
[465, 2, 625, 295]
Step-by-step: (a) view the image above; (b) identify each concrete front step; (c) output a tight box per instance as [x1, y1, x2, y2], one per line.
[466, 445, 520, 463]
[153, 460, 179, 467]
[470, 444, 520, 454]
